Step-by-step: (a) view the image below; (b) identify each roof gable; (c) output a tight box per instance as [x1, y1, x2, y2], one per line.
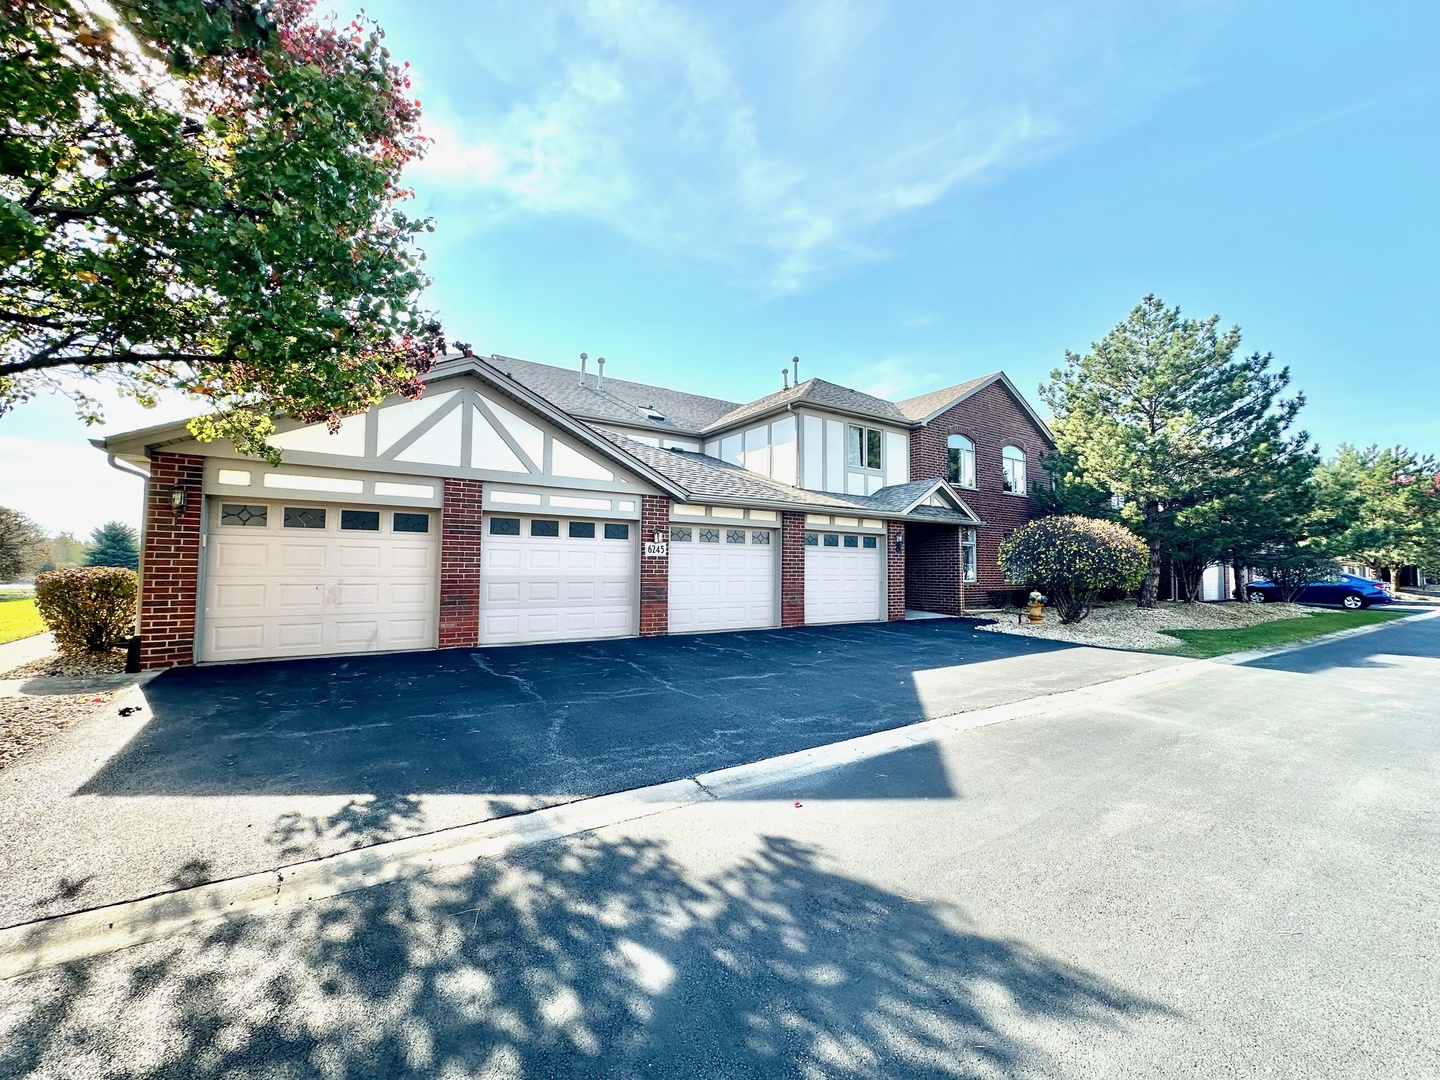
[897, 371, 1055, 446]
[704, 377, 910, 433]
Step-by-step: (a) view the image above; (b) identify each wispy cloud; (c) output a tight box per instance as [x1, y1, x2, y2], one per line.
[410, 0, 1214, 292]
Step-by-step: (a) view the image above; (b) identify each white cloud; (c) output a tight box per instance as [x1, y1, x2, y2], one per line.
[408, 0, 1158, 291]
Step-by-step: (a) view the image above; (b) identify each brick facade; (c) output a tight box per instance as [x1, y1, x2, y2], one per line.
[438, 477, 484, 648]
[904, 523, 963, 616]
[780, 512, 806, 627]
[909, 380, 1052, 605]
[886, 520, 906, 621]
[639, 495, 670, 635]
[138, 451, 205, 670]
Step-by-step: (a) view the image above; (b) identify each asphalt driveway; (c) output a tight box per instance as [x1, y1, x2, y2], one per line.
[1, 620, 1171, 924]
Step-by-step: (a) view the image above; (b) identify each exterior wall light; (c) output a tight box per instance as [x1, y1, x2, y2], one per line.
[894, 535, 903, 553]
[169, 486, 188, 515]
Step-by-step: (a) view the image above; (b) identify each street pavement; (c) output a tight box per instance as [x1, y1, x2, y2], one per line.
[0, 619, 1168, 924]
[1, 614, 1436, 1077]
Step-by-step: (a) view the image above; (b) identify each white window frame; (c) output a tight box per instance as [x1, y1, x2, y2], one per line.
[846, 424, 883, 471]
[962, 527, 977, 583]
[1002, 445, 1027, 495]
[947, 434, 976, 489]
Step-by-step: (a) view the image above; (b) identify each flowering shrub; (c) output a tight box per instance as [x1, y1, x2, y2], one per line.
[33, 567, 138, 654]
[999, 516, 1149, 624]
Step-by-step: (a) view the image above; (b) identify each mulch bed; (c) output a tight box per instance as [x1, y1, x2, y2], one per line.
[0, 649, 129, 770]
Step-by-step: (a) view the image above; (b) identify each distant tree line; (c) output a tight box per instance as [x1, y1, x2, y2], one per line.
[1035, 295, 1439, 605]
[0, 508, 139, 580]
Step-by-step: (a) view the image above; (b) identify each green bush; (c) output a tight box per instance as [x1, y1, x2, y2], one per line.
[999, 515, 1149, 624]
[33, 566, 138, 654]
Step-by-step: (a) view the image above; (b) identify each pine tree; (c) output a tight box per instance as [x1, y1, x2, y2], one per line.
[85, 521, 140, 570]
[1042, 295, 1312, 607]
[0, 506, 45, 581]
[1312, 445, 1440, 586]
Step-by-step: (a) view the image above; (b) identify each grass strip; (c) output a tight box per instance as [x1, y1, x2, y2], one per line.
[0, 598, 46, 646]
[1161, 609, 1411, 659]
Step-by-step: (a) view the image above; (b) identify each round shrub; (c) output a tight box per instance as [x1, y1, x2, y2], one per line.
[33, 566, 138, 654]
[998, 516, 1149, 624]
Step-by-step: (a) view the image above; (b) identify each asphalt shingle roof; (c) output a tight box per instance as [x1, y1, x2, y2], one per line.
[894, 373, 999, 423]
[458, 354, 742, 436]
[603, 433, 979, 523]
[704, 378, 910, 432]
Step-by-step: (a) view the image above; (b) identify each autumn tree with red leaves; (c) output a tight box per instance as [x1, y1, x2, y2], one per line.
[0, 0, 444, 459]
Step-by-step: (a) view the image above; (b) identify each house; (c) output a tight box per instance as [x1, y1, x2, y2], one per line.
[96, 352, 1055, 669]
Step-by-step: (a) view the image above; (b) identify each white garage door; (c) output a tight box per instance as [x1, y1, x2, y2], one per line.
[805, 530, 883, 624]
[201, 500, 438, 663]
[480, 514, 636, 645]
[669, 524, 776, 634]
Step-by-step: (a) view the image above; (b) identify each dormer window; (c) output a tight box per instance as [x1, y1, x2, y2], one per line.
[847, 424, 882, 470]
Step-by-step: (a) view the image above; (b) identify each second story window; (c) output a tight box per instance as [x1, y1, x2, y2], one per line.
[946, 434, 975, 488]
[847, 425, 882, 470]
[1002, 445, 1027, 494]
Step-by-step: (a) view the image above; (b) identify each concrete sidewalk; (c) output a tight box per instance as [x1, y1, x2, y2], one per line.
[0, 620, 1171, 926]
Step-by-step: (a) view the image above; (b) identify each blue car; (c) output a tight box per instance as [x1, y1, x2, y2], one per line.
[1246, 572, 1393, 610]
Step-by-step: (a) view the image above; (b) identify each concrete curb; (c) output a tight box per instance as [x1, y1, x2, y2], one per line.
[0, 657, 1213, 980]
[2, 611, 1426, 979]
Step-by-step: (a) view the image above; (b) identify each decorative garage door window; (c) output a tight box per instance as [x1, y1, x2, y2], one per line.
[670, 526, 773, 545]
[531, 519, 560, 537]
[283, 506, 326, 529]
[699, 528, 720, 543]
[670, 526, 692, 542]
[220, 504, 267, 527]
[393, 513, 429, 534]
[489, 517, 521, 536]
[823, 534, 839, 547]
[569, 521, 595, 539]
[726, 530, 745, 544]
[751, 531, 770, 545]
[604, 523, 629, 540]
[804, 532, 818, 546]
[863, 536, 878, 549]
[341, 510, 380, 531]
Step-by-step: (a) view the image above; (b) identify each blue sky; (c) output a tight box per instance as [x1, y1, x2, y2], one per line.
[4, 0, 1438, 535]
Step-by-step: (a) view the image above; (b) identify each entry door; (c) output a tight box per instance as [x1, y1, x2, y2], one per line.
[201, 499, 439, 662]
[669, 524, 776, 633]
[480, 514, 636, 645]
[804, 530, 883, 624]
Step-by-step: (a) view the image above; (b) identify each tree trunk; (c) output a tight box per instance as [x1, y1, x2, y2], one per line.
[1390, 565, 1406, 594]
[1230, 557, 1247, 601]
[1138, 543, 1162, 608]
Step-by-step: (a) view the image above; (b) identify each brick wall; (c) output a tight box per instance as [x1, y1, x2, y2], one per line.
[438, 477, 484, 648]
[639, 495, 669, 635]
[910, 380, 1052, 602]
[780, 512, 806, 627]
[138, 452, 205, 669]
[886, 520, 906, 621]
[904, 523, 962, 616]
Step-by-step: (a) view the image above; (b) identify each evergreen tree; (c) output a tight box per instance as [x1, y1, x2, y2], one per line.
[1311, 445, 1440, 586]
[85, 521, 139, 570]
[0, 505, 45, 580]
[1042, 295, 1312, 607]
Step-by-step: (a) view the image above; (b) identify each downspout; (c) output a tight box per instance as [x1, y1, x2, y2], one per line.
[105, 452, 150, 671]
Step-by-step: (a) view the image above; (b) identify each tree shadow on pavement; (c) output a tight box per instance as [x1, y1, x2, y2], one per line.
[1, 830, 1174, 1079]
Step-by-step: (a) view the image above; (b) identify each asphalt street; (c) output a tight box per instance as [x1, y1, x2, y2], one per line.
[2, 614, 1436, 1078]
[0, 619, 1168, 924]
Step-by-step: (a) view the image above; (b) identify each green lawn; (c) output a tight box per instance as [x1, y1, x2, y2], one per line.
[1161, 609, 1412, 659]
[0, 596, 46, 645]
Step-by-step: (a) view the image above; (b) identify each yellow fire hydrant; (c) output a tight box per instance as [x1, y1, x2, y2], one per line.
[1027, 591, 1047, 623]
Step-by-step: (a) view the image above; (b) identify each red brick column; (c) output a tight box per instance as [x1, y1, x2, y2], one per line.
[780, 512, 806, 627]
[887, 520, 906, 621]
[138, 452, 205, 669]
[438, 478, 484, 648]
[639, 496, 669, 635]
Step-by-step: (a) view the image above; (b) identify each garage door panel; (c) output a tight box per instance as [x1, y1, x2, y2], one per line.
[202, 498, 438, 663]
[805, 538, 882, 624]
[479, 517, 637, 644]
[670, 528, 776, 634]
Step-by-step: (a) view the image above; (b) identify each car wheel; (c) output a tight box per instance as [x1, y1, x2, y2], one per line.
[1247, 590, 1267, 603]
[1341, 593, 1366, 610]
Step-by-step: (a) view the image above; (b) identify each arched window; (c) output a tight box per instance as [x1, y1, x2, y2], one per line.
[1002, 445, 1027, 494]
[946, 434, 975, 488]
